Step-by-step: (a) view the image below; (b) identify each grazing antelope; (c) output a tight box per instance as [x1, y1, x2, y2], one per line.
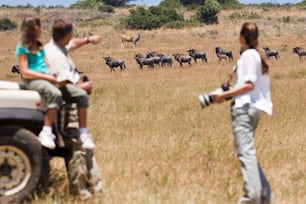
[215, 47, 233, 62]
[186, 49, 207, 63]
[135, 54, 155, 69]
[121, 32, 141, 48]
[263, 47, 280, 60]
[160, 55, 173, 67]
[145, 52, 161, 67]
[216, 54, 228, 63]
[104, 57, 126, 72]
[293, 47, 306, 61]
[173, 54, 192, 67]
[146, 52, 172, 67]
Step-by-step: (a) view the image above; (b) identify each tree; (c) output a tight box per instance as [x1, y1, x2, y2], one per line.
[180, 0, 204, 5]
[296, 0, 306, 6]
[217, 0, 241, 8]
[71, 0, 135, 8]
[196, 0, 220, 24]
[160, 0, 182, 8]
[0, 18, 17, 31]
[123, 7, 159, 30]
[98, 0, 135, 6]
[122, 6, 184, 30]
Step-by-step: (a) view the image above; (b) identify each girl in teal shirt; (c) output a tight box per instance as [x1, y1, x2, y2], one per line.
[16, 16, 61, 149]
[16, 43, 49, 74]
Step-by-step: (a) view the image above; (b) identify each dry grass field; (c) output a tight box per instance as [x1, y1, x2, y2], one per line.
[0, 6, 305, 204]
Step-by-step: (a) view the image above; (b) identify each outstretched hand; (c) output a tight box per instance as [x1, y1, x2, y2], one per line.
[88, 35, 101, 44]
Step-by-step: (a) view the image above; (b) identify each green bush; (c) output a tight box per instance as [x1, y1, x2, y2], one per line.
[122, 7, 160, 30]
[159, 0, 182, 8]
[0, 18, 17, 31]
[296, 0, 306, 5]
[150, 6, 184, 22]
[121, 6, 184, 30]
[165, 20, 185, 29]
[218, 0, 242, 9]
[98, 4, 114, 13]
[71, 0, 133, 8]
[180, 0, 241, 9]
[180, 0, 204, 6]
[196, 0, 220, 24]
[184, 4, 201, 10]
[98, 0, 132, 7]
[296, 0, 306, 7]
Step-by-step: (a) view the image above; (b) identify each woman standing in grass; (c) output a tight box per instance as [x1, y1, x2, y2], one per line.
[211, 22, 273, 204]
[16, 16, 60, 149]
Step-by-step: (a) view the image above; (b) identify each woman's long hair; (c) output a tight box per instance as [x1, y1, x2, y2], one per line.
[21, 16, 42, 53]
[240, 22, 269, 74]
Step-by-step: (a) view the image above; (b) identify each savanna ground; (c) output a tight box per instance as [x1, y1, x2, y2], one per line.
[0, 5, 305, 204]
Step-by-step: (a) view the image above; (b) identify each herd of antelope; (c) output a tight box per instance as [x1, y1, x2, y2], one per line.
[102, 32, 306, 71]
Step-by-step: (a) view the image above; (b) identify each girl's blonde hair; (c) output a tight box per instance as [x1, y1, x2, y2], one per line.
[240, 22, 269, 74]
[21, 16, 42, 53]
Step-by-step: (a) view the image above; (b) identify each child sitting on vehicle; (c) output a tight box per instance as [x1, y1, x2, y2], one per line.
[16, 16, 60, 149]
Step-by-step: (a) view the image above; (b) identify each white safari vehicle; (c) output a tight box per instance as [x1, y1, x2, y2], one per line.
[0, 66, 81, 203]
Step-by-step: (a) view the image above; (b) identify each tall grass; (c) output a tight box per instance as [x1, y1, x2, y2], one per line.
[0, 7, 305, 204]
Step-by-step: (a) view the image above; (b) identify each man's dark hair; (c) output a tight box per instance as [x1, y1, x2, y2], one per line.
[52, 18, 73, 41]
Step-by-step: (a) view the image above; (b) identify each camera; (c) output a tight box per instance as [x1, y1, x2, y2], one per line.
[82, 75, 89, 82]
[198, 83, 230, 108]
[82, 75, 92, 95]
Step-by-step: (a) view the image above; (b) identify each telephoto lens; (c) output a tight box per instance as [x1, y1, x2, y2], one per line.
[198, 83, 230, 108]
[198, 94, 213, 108]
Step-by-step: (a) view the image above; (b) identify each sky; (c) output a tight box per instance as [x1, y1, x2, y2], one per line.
[0, 0, 303, 7]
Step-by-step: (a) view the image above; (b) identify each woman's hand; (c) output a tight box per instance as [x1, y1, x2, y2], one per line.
[226, 72, 234, 85]
[210, 93, 225, 104]
[211, 82, 255, 104]
[45, 75, 58, 84]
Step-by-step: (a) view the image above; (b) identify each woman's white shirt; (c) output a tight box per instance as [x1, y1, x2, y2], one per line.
[233, 49, 273, 115]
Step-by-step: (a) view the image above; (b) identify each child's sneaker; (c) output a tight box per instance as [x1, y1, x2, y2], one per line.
[80, 132, 95, 149]
[38, 131, 56, 149]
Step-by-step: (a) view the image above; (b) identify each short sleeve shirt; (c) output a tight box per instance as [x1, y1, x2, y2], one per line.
[15, 44, 49, 74]
[44, 40, 80, 84]
[234, 49, 273, 115]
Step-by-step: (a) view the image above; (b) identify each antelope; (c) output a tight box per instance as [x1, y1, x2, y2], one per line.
[293, 47, 306, 61]
[173, 54, 192, 67]
[146, 52, 172, 67]
[186, 49, 207, 63]
[135, 54, 155, 69]
[215, 47, 233, 62]
[263, 47, 280, 60]
[216, 54, 228, 63]
[103, 57, 126, 72]
[121, 32, 141, 48]
[160, 55, 173, 67]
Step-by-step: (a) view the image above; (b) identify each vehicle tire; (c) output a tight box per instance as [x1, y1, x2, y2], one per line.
[0, 128, 47, 203]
